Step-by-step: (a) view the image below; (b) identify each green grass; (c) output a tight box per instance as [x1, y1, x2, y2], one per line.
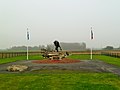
[68, 54, 120, 67]
[93, 55, 120, 67]
[68, 54, 91, 60]
[0, 55, 44, 64]
[0, 55, 120, 89]
[0, 72, 120, 90]
[1, 54, 120, 67]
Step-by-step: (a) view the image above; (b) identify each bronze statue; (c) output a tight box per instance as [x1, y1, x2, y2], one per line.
[53, 40, 62, 52]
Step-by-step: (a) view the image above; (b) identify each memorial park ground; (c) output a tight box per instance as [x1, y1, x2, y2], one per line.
[0, 54, 120, 90]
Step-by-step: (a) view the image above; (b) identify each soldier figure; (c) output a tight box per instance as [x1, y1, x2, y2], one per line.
[53, 40, 62, 52]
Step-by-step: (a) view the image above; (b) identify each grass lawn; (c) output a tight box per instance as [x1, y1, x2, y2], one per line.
[0, 72, 120, 90]
[68, 54, 120, 67]
[94, 55, 120, 67]
[1, 54, 120, 67]
[0, 55, 44, 64]
[0, 54, 120, 90]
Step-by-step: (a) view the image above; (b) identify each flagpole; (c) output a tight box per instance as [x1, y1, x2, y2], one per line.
[90, 27, 93, 60]
[27, 28, 29, 60]
[27, 45, 28, 60]
[90, 46, 92, 59]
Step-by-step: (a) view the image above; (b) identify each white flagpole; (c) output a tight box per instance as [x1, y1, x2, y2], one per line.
[27, 28, 29, 60]
[90, 27, 93, 60]
[90, 46, 93, 59]
[27, 44, 28, 60]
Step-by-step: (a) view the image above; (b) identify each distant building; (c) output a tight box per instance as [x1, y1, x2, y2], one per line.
[60, 42, 86, 51]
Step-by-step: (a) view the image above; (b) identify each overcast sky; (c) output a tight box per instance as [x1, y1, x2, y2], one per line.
[0, 0, 120, 49]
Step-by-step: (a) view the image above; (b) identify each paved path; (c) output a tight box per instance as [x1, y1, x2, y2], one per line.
[0, 60, 120, 75]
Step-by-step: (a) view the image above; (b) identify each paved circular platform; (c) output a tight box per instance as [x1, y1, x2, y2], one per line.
[0, 59, 120, 76]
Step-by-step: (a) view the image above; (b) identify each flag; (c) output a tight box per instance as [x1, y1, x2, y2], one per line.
[91, 30, 93, 40]
[27, 28, 30, 40]
[91, 27, 93, 40]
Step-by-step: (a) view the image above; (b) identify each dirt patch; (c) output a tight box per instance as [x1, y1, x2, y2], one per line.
[32, 58, 80, 64]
